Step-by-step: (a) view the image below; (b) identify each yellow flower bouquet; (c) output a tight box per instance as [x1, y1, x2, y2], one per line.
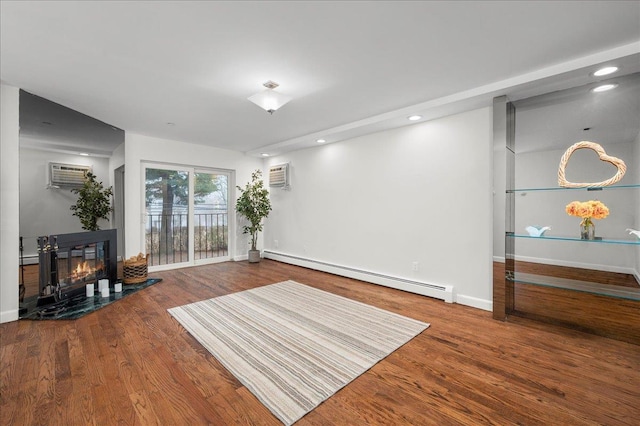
[565, 200, 609, 239]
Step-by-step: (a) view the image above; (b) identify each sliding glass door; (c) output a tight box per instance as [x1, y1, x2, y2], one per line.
[144, 164, 231, 271]
[194, 171, 229, 261]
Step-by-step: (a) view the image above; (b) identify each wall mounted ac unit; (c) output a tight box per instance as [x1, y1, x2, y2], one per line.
[49, 163, 91, 188]
[269, 163, 290, 189]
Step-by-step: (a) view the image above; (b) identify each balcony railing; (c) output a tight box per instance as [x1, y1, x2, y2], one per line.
[146, 213, 228, 266]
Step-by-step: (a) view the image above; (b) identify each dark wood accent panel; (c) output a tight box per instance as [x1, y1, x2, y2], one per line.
[516, 260, 639, 288]
[3, 260, 639, 425]
[494, 260, 640, 345]
[513, 282, 640, 344]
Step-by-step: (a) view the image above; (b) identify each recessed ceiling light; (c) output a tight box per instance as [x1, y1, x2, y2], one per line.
[407, 115, 422, 121]
[166, 122, 175, 126]
[261, 153, 270, 157]
[591, 83, 618, 93]
[42, 121, 53, 125]
[79, 153, 89, 156]
[593, 66, 619, 77]
[316, 139, 326, 144]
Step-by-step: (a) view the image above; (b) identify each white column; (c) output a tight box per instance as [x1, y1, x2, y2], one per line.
[1, 83, 21, 323]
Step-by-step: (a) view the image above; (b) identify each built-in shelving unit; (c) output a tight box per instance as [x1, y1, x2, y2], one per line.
[505, 183, 639, 301]
[508, 183, 640, 192]
[492, 70, 640, 344]
[508, 234, 640, 245]
[508, 272, 640, 301]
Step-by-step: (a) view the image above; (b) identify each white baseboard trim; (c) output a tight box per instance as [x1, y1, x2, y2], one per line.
[233, 255, 248, 261]
[634, 269, 640, 285]
[493, 256, 505, 263]
[455, 294, 493, 311]
[514, 255, 637, 276]
[0, 309, 19, 324]
[263, 250, 454, 303]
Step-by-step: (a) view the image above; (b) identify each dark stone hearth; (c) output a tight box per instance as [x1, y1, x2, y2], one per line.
[20, 278, 162, 320]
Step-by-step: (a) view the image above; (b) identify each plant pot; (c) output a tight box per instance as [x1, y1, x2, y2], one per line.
[248, 249, 261, 263]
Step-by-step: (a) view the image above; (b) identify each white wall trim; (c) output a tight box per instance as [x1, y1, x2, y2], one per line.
[455, 294, 493, 311]
[233, 254, 248, 261]
[493, 256, 505, 263]
[0, 310, 19, 323]
[263, 250, 454, 303]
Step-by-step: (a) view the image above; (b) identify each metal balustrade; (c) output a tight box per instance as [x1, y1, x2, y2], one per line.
[146, 213, 228, 266]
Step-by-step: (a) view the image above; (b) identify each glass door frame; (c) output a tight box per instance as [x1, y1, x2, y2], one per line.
[193, 167, 232, 266]
[141, 162, 234, 273]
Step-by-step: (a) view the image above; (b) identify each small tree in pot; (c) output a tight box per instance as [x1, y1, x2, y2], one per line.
[70, 172, 113, 231]
[236, 170, 272, 263]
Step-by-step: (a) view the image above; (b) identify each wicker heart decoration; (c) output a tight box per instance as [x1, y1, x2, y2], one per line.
[558, 141, 626, 188]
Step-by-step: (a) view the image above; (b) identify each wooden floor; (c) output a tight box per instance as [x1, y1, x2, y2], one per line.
[2, 260, 639, 425]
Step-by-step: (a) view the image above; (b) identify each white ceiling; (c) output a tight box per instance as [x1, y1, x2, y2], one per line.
[1, 1, 639, 157]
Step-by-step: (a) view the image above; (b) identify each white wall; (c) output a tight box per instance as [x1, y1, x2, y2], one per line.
[109, 142, 125, 182]
[264, 107, 494, 309]
[19, 147, 112, 259]
[514, 142, 638, 274]
[123, 133, 262, 260]
[109, 142, 125, 258]
[1, 83, 20, 323]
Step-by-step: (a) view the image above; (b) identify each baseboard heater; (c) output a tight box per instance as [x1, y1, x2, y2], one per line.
[263, 250, 454, 303]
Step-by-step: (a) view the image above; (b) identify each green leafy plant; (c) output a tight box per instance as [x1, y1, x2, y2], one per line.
[236, 170, 272, 251]
[70, 172, 114, 231]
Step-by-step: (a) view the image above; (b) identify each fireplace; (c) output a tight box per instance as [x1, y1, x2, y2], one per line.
[37, 229, 117, 306]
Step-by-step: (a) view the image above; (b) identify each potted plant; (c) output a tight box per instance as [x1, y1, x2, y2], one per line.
[236, 170, 272, 263]
[70, 172, 114, 231]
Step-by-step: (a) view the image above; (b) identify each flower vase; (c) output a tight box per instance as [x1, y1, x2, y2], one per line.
[580, 218, 595, 240]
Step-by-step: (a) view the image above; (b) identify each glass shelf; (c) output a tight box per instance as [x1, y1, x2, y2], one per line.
[507, 183, 640, 193]
[508, 233, 640, 245]
[507, 272, 640, 301]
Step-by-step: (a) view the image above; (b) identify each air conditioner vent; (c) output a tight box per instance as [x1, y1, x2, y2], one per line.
[49, 163, 91, 188]
[269, 163, 289, 188]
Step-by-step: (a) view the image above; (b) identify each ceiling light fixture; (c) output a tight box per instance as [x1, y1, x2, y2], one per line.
[407, 115, 422, 121]
[248, 81, 292, 114]
[79, 153, 89, 156]
[593, 66, 619, 77]
[591, 83, 618, 93]
[261, 153, 270, 157]
[316, 139, 326, 144]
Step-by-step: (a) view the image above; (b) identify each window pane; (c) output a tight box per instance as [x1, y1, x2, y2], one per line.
[194, 172, 228, 260]
[145, 168, 190, 266]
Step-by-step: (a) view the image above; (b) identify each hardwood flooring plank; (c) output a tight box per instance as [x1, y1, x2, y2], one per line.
[2, 259, 639, 425]
[128, 390, 161, 426]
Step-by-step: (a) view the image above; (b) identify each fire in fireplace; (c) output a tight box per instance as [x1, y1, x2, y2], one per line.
[37, 229, 117, 306]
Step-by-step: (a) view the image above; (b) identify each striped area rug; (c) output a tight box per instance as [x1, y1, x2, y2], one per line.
[168, 280, 429, 425]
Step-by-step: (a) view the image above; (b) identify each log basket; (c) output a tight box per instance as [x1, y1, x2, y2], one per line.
[123, 253, 149, 284]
